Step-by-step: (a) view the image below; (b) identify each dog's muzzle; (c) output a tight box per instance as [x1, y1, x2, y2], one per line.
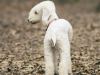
[27, 19, 36, 24]
[27, 18, 41, 24]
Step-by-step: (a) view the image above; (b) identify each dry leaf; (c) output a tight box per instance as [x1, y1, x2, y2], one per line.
[15, 42, 21, 46]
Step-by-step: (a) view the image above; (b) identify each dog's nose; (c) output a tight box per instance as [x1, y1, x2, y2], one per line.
[27, 19, 29, 22]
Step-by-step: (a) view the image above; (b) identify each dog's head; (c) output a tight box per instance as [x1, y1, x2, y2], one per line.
[27, 4, 42, 24]
[27, 1, 55, 25]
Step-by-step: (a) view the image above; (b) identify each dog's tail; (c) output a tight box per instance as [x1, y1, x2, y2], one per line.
[51, 34, 56, 47]
[51, 28, 57, 47]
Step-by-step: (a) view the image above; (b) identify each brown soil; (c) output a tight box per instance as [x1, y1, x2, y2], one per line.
[0, 1, 100, 75]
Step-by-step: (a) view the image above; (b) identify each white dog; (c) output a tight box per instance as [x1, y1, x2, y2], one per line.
[28, 1, 73, 75]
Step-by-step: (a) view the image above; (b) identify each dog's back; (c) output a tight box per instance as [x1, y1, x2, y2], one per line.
[44, 19, 73, 47]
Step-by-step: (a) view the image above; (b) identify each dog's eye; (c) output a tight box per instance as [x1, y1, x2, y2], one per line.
[35, 11, 38, 14]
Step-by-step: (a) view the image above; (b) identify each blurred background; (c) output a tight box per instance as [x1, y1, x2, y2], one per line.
[0, 0, 100, 75]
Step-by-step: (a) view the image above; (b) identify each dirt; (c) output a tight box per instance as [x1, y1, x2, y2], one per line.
[0, 0, 100, 75]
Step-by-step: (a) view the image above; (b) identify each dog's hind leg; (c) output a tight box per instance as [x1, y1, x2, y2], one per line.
[52, 47, 58, 75]
[44, 40, 55, 75]
[58, 38, 72, 75]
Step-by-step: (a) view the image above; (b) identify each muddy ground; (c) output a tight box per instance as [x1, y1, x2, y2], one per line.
[0, 0, 100, 75]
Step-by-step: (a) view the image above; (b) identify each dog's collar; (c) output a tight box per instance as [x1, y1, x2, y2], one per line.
[46, 19, 58, 31]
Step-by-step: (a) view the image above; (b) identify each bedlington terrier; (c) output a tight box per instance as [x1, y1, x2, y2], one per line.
[28, 1, 73, 75]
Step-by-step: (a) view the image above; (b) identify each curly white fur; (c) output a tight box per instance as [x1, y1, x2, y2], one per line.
[28, 1, 73, 75]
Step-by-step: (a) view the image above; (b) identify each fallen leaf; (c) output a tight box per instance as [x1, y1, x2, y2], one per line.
[15, 42, 21, 46]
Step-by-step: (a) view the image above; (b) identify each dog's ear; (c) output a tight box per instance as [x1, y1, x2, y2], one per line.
[42, 7, 51, 21]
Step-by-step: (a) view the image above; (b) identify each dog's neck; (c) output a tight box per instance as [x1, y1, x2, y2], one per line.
[48, 13, 59, 24]
[42, 13, 59, 26]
